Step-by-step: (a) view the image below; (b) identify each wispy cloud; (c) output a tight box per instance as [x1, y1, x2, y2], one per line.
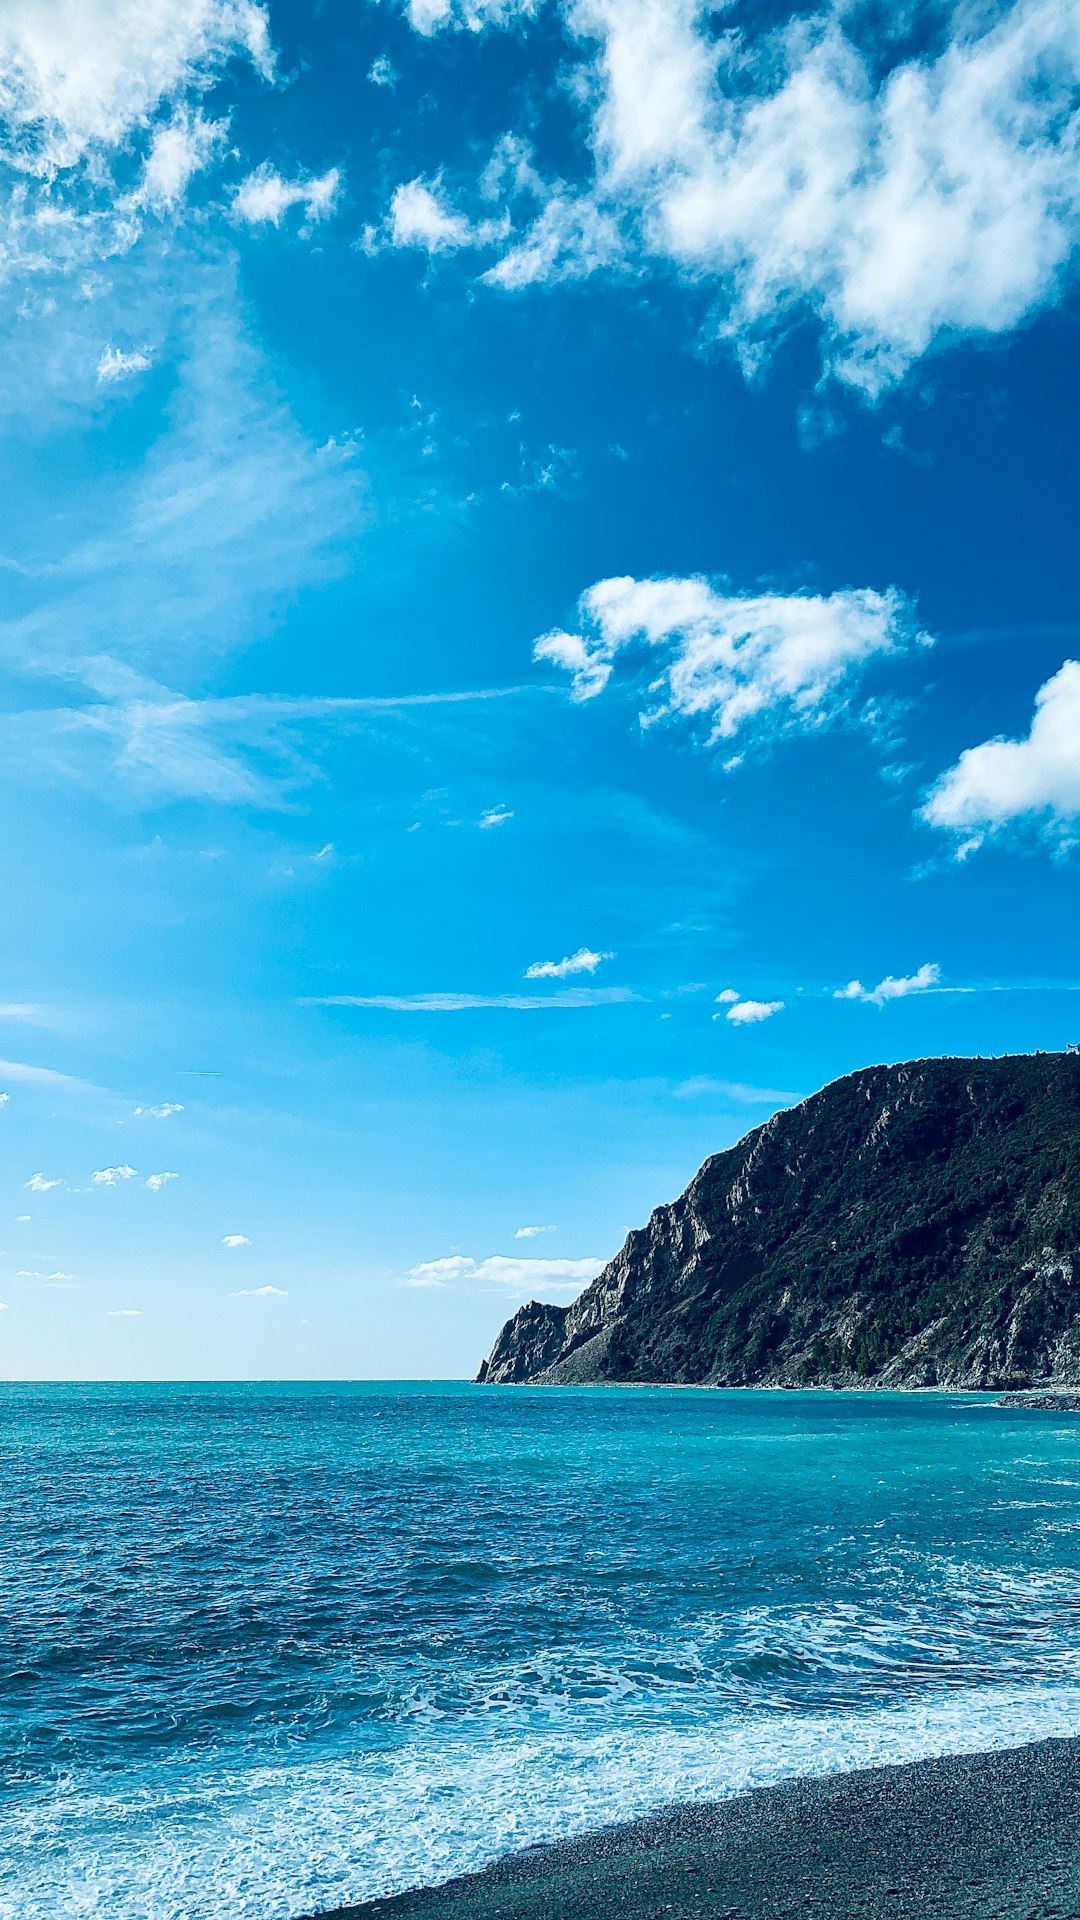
[233, 164, 341, 230]
[106, 1309, 142, 1317]
[133, 1103, 184, 1118]
[97, 347, 152, 384]
[303, 987, 639, 1011]
[524, 947, 613, 979]
[835, 963, 942, 1006]
[145, 1172, 178, 1191]
[92, 1164, 138, 1186]
[25, 1173, 61, 1192]
[232, 1284, 287, 1297]
[673, 1078, 799, 1103]
[1, 1059, 102, 1096]
[5, 680, 552, 808]
[514, 1224, 556, 1238]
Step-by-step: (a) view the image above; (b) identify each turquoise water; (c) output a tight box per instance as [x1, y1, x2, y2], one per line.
[3, 1384, 1080, 1920]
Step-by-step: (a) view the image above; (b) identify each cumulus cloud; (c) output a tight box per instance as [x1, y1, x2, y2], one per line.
[536, 577, 924, 749]
[0, 0, 273, 176]
[398, 0, 1080, 394]
[387, 176, 506, 252]
[233, 164, 341, 228]
[222, 1233, 252, 1246]
[368, 55, 398, 86]
[524, 947, 613, 979]
[26, 1172, 61, 1192]
[724, 998, 784, 1025]
[514, 1224, 556, 1238]
[923, 661, 1080, 850]
[232, 1284, 287, 1297]
[305, 987, 638, 1010]
[407, 1252, 604, 1291]
[144, 1171, 178, 1190]
[96, 347, 152, 384]
[0, 1093, 8, 1107]
[714, 987, 741, 1004]
[836, 963, 942, 1005]
[92, 1164, 138, 1185]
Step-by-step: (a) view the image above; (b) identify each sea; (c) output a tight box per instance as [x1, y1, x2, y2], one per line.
[3, 1382, 1080, 1920]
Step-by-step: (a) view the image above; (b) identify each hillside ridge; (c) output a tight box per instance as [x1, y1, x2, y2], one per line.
[477, 1052, 1080, 1389]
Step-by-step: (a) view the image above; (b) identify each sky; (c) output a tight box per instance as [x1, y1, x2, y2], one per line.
[0, 0, 1078, 1379]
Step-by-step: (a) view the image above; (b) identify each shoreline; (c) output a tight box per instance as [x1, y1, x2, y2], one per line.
[303, 1734, 1080, 1919]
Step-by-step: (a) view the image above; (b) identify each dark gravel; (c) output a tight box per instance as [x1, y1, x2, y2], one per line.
[302, 1737, 1080, 1920]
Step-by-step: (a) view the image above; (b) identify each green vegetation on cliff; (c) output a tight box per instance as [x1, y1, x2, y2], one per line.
[478, 1053, 1080, 1390]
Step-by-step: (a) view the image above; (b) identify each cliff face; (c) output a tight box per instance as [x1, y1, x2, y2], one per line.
[477, 1053, 1080, 1390]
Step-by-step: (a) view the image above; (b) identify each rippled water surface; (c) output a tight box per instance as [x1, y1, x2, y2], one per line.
[3, 1382, 1080, 1919]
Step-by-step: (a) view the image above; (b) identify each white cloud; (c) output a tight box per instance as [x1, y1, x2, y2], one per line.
[401, 0, 1080, 394]
[96, 347, 152, 384]
[26, 1172, 60, 1192]
[305, 987, 638, 1010]
[407, 1252, 604, 1292]
[673, 1077, 798, 1102]
[923, 661, 1080, 849]
[106, 1308, 142, 1316]
[724, 998, 784, 1025]
[536, 577, 924, 748]
[478, 805, 513, 828]
[136, 105, 226, 211]
[16, 1271, 44, 1278]
[524, 947, 613, 979]
[836, 963, 942, 1005]
[0, 0, 273, 176]
[233, 164, 341, 228]
[404, 0, 537, 36]
[222, 1233, 251, 1246]
[1, 1059, 101, 1095]
[514, 1224, 556, 1238]
[232, 1284, 287, 1297]
[92, 1164, 138, 1185]
[145, 1171, 178, 1190]
[405, 1255, 473, 1287]
[15, 1214, 30, 1222]
[133, 1102, 184, 1117]
[0, 1093, 8, 1107]
[387, 176, 494, 252]
[714, 987, 740, 1004]
[368, 55, 397, 87]
[0, 1302, 8, 1311]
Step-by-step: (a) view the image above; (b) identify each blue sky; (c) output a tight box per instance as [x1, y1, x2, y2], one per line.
[1, 0, 1079, 1378]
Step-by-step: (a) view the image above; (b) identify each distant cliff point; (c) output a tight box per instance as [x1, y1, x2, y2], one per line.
[478, 1053, 1080, 1390]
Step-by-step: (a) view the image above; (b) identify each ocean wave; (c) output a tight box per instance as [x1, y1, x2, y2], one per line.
[3, 1687, 1080, 1920]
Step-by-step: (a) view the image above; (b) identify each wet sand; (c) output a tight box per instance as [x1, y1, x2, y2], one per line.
[304, 1735, 1080, 1920]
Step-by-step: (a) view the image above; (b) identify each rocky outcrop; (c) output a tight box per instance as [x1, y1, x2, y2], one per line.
[478, 1052, 1080, 1390]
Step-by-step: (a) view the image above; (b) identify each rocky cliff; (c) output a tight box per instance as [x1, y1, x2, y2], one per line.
[477, 1053, 1080, 1390]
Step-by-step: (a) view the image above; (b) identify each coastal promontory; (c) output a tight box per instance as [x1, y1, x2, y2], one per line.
[478, 1052, 1080, 1391]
